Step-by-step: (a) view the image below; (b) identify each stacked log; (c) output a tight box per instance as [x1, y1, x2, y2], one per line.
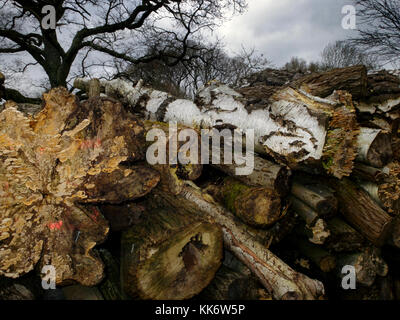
[1, 66, 400, 301]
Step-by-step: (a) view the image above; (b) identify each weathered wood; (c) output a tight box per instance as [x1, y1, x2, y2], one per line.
[291, 181, 338, 217]
[204, 177, 283, 228]
[212, 156, 291, 196]
[121, 204, 223, 300]
[0, 89, 160, 285]
[74, 78, 360, 179]
[291, 65, 368, 99]
[154, 184, 325, 300]
[329, 178, 394, 247]
[295, 219, 331, 245]
[88, 79, 101, 98]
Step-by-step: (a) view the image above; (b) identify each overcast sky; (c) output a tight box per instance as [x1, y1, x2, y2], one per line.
[2, 0, 357, 97]
[219, 0, 356, 67]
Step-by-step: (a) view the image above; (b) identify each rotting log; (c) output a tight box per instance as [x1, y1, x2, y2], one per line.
[204, 177, 283, 228]
[121, 205, 223, 300]
[0, 88, 160, 285]
[153, 183, 325, 300]
[74, 77, 360, 179]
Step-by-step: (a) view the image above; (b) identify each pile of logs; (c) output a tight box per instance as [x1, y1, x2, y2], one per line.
[1, 65, 400, 300]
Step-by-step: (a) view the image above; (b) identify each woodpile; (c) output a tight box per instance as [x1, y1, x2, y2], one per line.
[1, 65, 400, 300]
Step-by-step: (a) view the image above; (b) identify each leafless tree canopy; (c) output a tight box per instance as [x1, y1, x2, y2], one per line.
[320, 41, 377, 70]
[120, 43, 270, 97]
[0, 0, 247, 89]
[350, 0, 400, 66]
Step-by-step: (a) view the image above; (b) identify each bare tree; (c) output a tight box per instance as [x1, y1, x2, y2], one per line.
[0, 0, 247, 93]
[321, 41, 377, 70]
[350, 0, 400, 66]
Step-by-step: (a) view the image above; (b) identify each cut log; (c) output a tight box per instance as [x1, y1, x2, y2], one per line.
[199, 265, 272, 300]
[204, 177, 283, 228]
[291, 65, 368, 100]
[356, 127, 393, 168]
[212, 156, 291, 196]
[121, 204, 223, 300]
[0, 89, 159, 285]
[291, 181, 338, 217]
[329, 178, 394, 247]
[154, 183, 325, 300]
[74, 78, 360, 179]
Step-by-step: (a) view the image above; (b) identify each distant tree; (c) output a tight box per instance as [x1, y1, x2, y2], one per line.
[350, 0, 400, 66]
[320, 41, 377, 70]
[283, 57, 309, 73]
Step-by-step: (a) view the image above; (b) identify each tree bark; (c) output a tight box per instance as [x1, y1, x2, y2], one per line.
[121, 204, 223, 300]
[324, 217, 365, 252]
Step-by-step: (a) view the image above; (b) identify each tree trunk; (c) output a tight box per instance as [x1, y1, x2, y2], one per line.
[290, 196, 319, 226]
[121, 205, 223, 300]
